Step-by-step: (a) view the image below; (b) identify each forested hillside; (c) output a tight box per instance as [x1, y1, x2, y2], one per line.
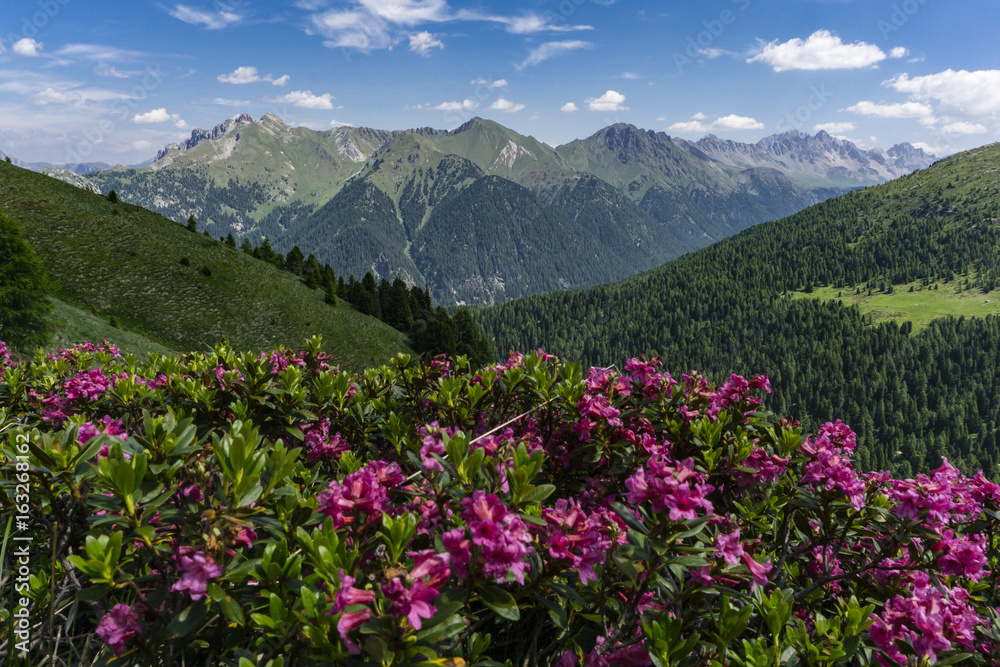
[477, 143, 1000, 477]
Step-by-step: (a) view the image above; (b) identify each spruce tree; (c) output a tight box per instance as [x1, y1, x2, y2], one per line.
[186, 215, 197, 233]
[0, 211, 53, 349]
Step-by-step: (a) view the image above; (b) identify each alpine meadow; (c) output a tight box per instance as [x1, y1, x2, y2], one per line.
[3, 1, 1000, 666]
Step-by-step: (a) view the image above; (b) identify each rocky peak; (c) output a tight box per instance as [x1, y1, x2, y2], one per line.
[156, 113, 256, 161]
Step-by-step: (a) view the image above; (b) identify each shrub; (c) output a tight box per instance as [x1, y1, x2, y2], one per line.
[1, 339, 999, 665]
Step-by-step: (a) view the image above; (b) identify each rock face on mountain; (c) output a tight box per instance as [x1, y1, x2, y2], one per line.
[87, 114, 938, 306]
[156, 113, 256, 161]
[40, 168, 102, 194]
[688, 130, 936, 187]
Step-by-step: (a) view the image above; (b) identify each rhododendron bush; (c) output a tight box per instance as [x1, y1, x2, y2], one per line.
[2, 337, 1000, 666]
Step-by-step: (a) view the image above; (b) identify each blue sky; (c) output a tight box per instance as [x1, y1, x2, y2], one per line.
[1, 0, 998, 164]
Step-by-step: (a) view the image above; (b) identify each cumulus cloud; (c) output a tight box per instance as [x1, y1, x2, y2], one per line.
[30, 88, 81, 105]
[409, 31, 443, 55]
[218, 66, 263, 84]
[843, 100, 935, 119]
[435, 99, 477, 111]
[272, 75, 290, 86]
[941, 121, 987, 135]
[585, 90, 628, 112]
[561, 102, 578, 113]
[667, 113, 763, 133]
[747, 30, 887, 72]
[269, 90, 337, 109]
[330, 119, 354, 128]
[517, 40, 592, 69]
[814, 121, 857, 134]
[132, 108, 187, 128]
[13, 38, 42, 57]
[489, 97, 525, 113]
[889, 47, 909, 59]
[168, 4, 244, 29]
[886, 69, 1000, 120]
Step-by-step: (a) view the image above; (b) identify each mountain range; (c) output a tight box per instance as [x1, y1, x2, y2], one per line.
[38, 114, 935, 304]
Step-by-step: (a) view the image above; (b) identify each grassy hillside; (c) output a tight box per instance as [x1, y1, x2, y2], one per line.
[46, 298, 175, 356]
[0, 161, 411, 370]
[793, 278, 1000, 333]
[477, 142, 1000, 477]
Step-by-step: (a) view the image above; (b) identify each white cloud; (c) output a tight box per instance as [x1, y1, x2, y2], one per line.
[747, 30, 887, 72]
[95, 62, 129, 78]
[212, 97, 252, 106]
[269, 90, 337, 109]
[360, 0, 449, 26]
[409, 31, 443, 56]
[30, 88, 81, 105]
[56, 44, 145, 61]
[711, 114, 764, 130]
[814, 121, 857, 134]
[886, 69, 1000, 120]
[471, 78, 507, 88]
[218, 66, 262, 84]
[667, 113, 764, 133]
[132, 108, 186, 126]
[0, 38, 5, 55]
[13, 38, 42, 57]
[941, 121, 987, 135]
[517, 40, 592, 69]
[498, 13, 592, 34]
[621, 71, 640, 79]
[435, 99, 477, 111]
[312, 9, 392, 50]
[889, 47, 909, 59]
[561, 102, 578, 113]
[272, 75, 290, 87]
[330, 119, 354, 128]
[843, 100, 935, 119]
[168, 4, 244, 29]
[585, 90, 628, 112]
[489, 97, 525, 113]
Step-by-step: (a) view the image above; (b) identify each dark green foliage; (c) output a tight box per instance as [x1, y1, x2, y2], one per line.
[382, 277, 414, 332]
[324, 280, 337, 306]
[186, 214, 197, 233]
[478, 145, 1000, 477]
[225, 232, 236, 248]
[0, 209, 52, 349]
[200, 265, 212, 277]
[284, 245, 304, 275]
[108, 314, 120, 329]
[179, 256, 191, 267]
[107, 189, 119, 204]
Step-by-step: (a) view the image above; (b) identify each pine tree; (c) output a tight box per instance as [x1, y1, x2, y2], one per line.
[324, 280, 338, 306]
[186, 215, 197, 233]
[0, 211, 53, 349]
[284, 245, 304, 275]
[225, 233, 236, 249]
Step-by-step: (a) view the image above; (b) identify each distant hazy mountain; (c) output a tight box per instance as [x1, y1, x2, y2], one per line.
[86, 114, 936, 305]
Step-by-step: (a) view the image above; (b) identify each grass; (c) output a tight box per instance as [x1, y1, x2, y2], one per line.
[792, 279, 1000, 332]
[0, 161, 412, 371]
[46, 298, 176, 357]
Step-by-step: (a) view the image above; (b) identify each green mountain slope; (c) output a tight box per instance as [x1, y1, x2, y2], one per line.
[82, 114, 933, 307]
[476, 142, 1000, 477]
[0, 161, 410, 370]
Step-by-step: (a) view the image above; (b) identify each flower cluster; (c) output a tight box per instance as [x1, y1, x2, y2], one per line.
[625, 456, 715, 520]
[316, 460, 404, 528]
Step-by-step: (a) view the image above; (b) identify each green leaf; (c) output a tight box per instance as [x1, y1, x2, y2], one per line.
[167, 601, 208, 638]
[520, 484, 556, 504]
[220, 595, 246, 626]
[478, 585, 520, 621]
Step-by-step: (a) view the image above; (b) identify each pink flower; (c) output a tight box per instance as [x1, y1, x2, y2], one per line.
[64, 367, 110, 402]
[171, 549, 222, 601]
[460, 490, 534, 584]
[740, 552, 772, 588]
[337, 609, 370, 654]
[714, 528, 745, 566]
[302, 419, 348, 464]
[418, 421, 458, 472]
[800, 427, 865, 510]
[543, 498, 612, 584]
[95, 604, 143, 655]
[442, 528, 472, 580]
[316, 460, 402, 528]
[383, 577, 439, 631]
[625, 457, 714, 521]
